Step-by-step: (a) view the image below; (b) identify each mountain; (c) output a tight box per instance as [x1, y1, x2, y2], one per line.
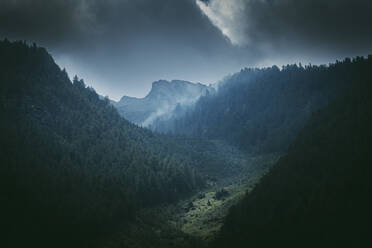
[3, 38, 371, 248]
[114, 80, 215, 127]
[152, 60, 367, 153]
[0, 40, 206, 248]
[214, 56, 372, 247]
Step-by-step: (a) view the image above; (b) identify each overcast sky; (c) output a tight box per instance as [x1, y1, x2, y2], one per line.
[1, 0, 372, 100]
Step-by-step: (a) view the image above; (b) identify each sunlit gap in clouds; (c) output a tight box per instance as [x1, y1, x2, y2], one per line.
[196, 0, 247, 46]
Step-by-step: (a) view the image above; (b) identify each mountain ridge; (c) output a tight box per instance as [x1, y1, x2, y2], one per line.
[150, 60, 369, 152]
[114, 79, 215, 126]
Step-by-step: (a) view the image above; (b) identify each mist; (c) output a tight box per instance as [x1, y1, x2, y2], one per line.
[2, 1, 372, 247]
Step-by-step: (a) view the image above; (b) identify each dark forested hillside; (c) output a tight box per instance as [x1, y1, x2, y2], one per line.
[0, 40, 208, 247]
[2, 39, 371, 248]
[153, 58, 371, 153]
[213, 57, 372, 247]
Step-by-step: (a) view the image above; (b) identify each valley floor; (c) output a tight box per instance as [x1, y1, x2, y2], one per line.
[101, 143, 280, 248]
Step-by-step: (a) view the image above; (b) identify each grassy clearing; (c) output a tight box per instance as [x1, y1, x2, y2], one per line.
[179, 184, 246, 240]
[166, 152, 280, 242]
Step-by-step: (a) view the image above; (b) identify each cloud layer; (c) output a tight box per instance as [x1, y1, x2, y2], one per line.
[0, 0, 252, 99]
[1, 0, 372, 99]
[198, 0, 372, 60]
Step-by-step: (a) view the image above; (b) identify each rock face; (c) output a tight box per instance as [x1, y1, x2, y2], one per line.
[114, 80, 215, 126]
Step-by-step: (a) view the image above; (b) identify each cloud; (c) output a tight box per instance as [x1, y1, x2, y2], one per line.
[0, 0, 256, 100]
[1, 0, 372, 99]
[197, 0, 372, 60]
[196, 0, 247, 46]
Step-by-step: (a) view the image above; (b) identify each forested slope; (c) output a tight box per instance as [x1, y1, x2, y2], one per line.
[0, 40, 206, 247]
[213, 57, 372, 247]
[153, 58, 370, 153]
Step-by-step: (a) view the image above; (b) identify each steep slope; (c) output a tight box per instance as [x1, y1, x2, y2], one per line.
[114, 80, 214, 126]
[214, 57, 372, 247]
[0, 40, 204, 248]
[152, 59, 370, 153]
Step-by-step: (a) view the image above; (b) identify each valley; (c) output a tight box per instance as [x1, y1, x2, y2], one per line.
[2, 1, 372, 247]
[2, 39, 372, 248]
[102, 146, 279, 248]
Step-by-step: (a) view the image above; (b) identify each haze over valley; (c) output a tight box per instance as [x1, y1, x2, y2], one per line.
[1, 1, 372, 248]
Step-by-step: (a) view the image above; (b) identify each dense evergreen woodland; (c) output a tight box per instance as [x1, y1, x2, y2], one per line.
[214, 58, 372, 247]
[0, 40, 216, 247]
[2, 39, 372, 248]
[153, 58, 370, 153]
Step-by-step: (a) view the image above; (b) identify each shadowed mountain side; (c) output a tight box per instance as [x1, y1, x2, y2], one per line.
[213, 57, 372, 247]
[0, 40, 212, 248]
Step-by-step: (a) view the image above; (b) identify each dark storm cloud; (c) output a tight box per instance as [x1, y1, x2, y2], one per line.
[1, 0, 372, 99]
[0, 0, 255, 99]
[248, 0, 372, 54]
[198, 0, 372, 64]
[0, 0, 89, 49]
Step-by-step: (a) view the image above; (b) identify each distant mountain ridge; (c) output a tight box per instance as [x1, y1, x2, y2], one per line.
[151, 60, 370, 152]
[114, 80, 215, 126]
